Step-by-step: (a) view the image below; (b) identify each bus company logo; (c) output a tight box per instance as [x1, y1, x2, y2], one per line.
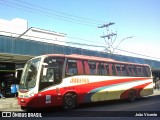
[70, 78, 89, 84]
[2, 112, 11, 117]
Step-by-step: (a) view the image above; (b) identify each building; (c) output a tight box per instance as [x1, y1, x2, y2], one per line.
[0, 18, 66, 45]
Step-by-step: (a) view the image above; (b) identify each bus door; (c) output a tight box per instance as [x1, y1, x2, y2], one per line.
[38, 57, 64, 106]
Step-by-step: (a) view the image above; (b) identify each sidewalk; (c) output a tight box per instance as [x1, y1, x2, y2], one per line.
[152, 89, 160, 96]
[0, 90, 160, 111]
[0, 97, 21, 111]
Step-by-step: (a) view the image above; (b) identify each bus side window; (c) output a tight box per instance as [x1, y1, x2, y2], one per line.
[144, 66, 151, 77]
[130, 65, 137, 77]
[141, 66, 150, 77]
[115, 64, 121, 76]
[121, 65, 127, 76]
[87, 61, 100, 75]
[128, 66, 132, 76]
[96, 62, 101, 75]
[137, 66, 143, 77]
[101, 63, 109, 75]
[88, 61, 96, 75]
[112, 64, 117, 76]
[66, 60, 78, 76]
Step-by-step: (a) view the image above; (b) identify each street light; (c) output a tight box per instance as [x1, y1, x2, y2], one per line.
[112, 36, 134, 54]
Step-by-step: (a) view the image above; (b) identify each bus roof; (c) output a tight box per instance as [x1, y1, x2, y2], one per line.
[44, 54, 150, 67]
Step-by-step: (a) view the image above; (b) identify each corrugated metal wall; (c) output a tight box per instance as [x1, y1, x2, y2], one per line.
[0, 35, 160, 69]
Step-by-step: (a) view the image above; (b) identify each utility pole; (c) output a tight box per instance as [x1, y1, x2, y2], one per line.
[98, 22, 117, 54]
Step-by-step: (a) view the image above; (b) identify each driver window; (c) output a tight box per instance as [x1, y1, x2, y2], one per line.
[43, 68, 54, 82]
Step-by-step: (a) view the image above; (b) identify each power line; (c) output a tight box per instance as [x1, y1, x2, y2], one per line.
[14, 0, 104, 24]
[115, 48, 160, 60]
[66, 36, 106, 45]
[0, 0, 101, 27]
[0, 30, 106, 48]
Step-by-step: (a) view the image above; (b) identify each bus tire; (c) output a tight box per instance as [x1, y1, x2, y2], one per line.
[21, 106, 26, 110]
[21, 106, 32, 112]
[63, 93, 77, 110]
[128, 90, 136, 102]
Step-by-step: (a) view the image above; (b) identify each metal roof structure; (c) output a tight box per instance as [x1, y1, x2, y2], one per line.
[0, 35, 160, 70]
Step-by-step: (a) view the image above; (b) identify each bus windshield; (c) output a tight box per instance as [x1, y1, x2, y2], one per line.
[19, 58, 41, 90]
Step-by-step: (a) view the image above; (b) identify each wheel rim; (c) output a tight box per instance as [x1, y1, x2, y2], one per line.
[65, 96, 74, 106]
[63, 94, 76, 110]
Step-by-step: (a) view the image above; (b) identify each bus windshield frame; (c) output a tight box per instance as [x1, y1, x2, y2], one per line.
[19, 57, 41, 90]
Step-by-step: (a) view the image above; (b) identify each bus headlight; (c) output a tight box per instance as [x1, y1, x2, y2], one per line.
[20, 99, 26, 103]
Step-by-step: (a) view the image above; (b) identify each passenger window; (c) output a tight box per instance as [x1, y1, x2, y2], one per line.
[88, 61, 96, 75]
[121, 65, 128, 76]
[101, 63, 109, 75]
[128, 65, 137, 77]
[137, 66, 143, 77]
[144, 66, 151, 77]
[112, 64, 117, 76]
[66, 60, 77, 76]
[116, 64, 121, 76]
[97, 62, 101, 75]
[137, 66, 150, 77]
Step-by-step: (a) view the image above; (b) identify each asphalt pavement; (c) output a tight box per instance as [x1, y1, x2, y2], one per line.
[0, 89, 160, 111]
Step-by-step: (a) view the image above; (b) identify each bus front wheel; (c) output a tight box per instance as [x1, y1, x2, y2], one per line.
[63, 93, 77, 110]
[21, 106, 32, 112]
[21, 106, 26, 111]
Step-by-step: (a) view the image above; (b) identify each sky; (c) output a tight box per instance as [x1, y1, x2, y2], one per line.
[0, 0, 160, 61]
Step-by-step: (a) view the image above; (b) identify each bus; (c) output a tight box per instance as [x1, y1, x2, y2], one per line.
[15, 68, 23, 81]
[18, 54, 153, 111]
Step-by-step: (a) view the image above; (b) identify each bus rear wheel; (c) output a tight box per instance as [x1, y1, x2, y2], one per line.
[128, 90, 136, 102]
[63, 93, 77, 110]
